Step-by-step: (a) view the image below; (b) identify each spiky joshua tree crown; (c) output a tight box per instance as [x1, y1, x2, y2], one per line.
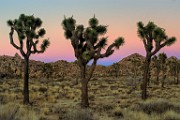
[62, 16, 124, 65]
[7, 14, 50, 58]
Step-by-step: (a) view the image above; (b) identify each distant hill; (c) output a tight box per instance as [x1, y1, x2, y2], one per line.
[0, 53, 178, 79]
[108, 53, 145, 76]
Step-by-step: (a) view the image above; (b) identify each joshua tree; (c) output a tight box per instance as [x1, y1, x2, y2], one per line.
[62, 16, 124, 107]
[176, 60, 180, 84]
[111, 62, 120, 78]
[137, 21, 176, 100]
[152, 55, 161, 85]
[130, 57, 141, 79]
[7, 14, 50, 104]
[42, 63, 53, 78]
[152, 53, 167, 86]
[73, 60, 80, 84]
[167, 57, 179, 84]
[158, 53, 167, 88]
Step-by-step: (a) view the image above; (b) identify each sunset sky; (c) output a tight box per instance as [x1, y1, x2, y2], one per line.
[0, 0, 179, 65]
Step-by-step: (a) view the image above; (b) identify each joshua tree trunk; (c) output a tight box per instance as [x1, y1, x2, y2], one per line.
[133, 66, 137, 79]
[161, 70, 166, 88]
[156, 69, 160, 85]
[147, 70, 151, 86]
[176, 73, 179, 85]
[142, 56, 151, 100]
[80, 60, 97, 108]
[81, 80, 89, 107]
[115, 71, 118, 78]
[23, 57, 29, 104]
[80, 65, 89, 108]
[174, 74, 176, 84]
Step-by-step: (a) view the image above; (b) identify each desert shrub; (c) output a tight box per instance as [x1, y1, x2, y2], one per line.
[112, 108, 124, 119]
[96, 103, 115, 113]
[64, 108, 95, 120]
[16, 106, 39, 120]
[0, 103, 39, 120]
[39, 87, 48, 93]
[121, 110, 152, 120]
[115, 109, 180, 120]
[0, 103, 19, 120]
[163, 110, 180, 120]
[0, 95, 6, 104]
[133, 99, 180, 114]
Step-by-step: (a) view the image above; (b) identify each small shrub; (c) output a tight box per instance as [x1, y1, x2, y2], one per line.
[163, 111, 180, 120]
[39, 87, 47, 93]
[113, 108, 124, 118]
[64, 108, 94, 120]
[122, 110, 151, 120]
[0, 103, 19, 120]
[0, 103, 39, 120]
[133, 99, 180, 115]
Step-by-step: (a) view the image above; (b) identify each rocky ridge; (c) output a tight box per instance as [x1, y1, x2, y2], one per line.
[0, 53, 178, 79]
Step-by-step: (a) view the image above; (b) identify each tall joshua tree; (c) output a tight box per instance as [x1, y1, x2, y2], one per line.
[176, 60, 180, 84]
[137, 21, 176, 100]
[7, 14, 50, 104]
[152, 55, 161, 85]
[167, 57, 179, 84]
[131, 57, 141, 79]
[62, 16, 124, 107]
[152, 53, 167, 86]
[158, 53, 167, 88]
[112, 62, 120, 78]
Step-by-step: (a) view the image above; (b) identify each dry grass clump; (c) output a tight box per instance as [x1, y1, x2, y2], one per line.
[132, 99, 180, 115]
[111, 107, 124, 119]
[122, 110, 153, 120]
[0, 102, 40, 120]
[120, 109, 180, 120]
[64, 108, 97, 120]
[162, 110, 180, 120]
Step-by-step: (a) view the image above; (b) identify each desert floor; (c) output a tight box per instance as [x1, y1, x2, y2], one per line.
[0, 76, 180, 120]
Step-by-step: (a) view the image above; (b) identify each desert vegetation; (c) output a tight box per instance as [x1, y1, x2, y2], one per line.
[0, 14, 179, 120]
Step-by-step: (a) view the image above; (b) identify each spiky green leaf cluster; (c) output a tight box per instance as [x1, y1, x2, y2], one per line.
[114, 37, 125, 49]
[158, 52, 167, 64]
[89, 17, 98, 28]
[166, 37, 176, 46]
[7, 20, 13, 26]
[62, 16, 76, 39]
[41, 39, 50, 51]
[38, 28, 46, 37]
[95, 37, 107, 49]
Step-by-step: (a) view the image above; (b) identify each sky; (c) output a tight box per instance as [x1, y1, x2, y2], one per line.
[0, 0, 179, 66]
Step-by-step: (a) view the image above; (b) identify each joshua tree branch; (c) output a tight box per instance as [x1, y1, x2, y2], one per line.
[9, 28, 20, 49]
[99, 43, 115, 58]
[86, 59, 97, 82]
[86, 40, 95, 57]
[142, 39, 148, 51]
